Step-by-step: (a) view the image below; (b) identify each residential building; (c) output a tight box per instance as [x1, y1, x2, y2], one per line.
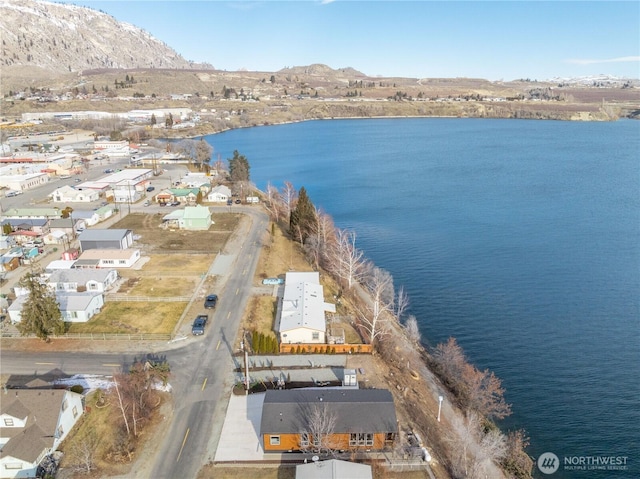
[46, 268, 118, 293]
[8, 292, 104, 323]
[277, 272, 336, 345]
[0, 389, 84, 479]
[296, 459, 373, 479]
[260, 389, 398, 453]
[181, 205, 212, 230]
[73, 248, 140, 269]
[50, 185, 99, 203]
[207, 185, 232, 203]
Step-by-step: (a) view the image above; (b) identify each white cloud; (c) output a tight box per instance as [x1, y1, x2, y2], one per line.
[566, 56, 640, 65]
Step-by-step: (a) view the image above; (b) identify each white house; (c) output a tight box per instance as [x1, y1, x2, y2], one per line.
[0, 389, 84, 479]
[277, 272, 336, 345]
[73, 248, 141, 269]
[47, 268, 118, 293]
[50, 185, 99, 203]
[57, 292, 104, 322]
[70, 206, 114, 227]
[207, 185, 231, 203]
[8, 292, 104, 323]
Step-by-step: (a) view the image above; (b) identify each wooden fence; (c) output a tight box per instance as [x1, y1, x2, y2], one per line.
[0, 331, 172, 341]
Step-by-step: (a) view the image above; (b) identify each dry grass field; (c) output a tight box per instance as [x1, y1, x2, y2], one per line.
[66, 302, 185, 335]
[110, 212, 240, 253]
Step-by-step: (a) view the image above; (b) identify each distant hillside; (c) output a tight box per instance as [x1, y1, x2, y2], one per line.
[0, 0, 210, 75]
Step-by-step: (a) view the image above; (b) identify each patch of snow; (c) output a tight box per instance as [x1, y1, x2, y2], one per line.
[53, 374, 172, 394]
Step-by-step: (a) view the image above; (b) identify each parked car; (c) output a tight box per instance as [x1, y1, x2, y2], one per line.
[226, 199, 233, 206]
[143, 200, 151, 207]
[146, 186, 155, 192]
[204, 294, 218, 309]
[104, 169, 114, 173]
[234, 199, 242, 204]
[170, 201, 181, 206]
[191, 315, 208, 335]
[5, 190, 22, 197]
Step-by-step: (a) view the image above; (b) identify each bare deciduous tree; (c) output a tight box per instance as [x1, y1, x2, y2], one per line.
[329, 228, 366, 290]
[264, 181, 282, 222]
[356, 264, 395, 344]
[301, 403, 339, 455]
[404, 315, 421, 344]
[66, 429, 99, 474]
[502, 429, 534, 477]
[447, 412, 507, 479]
[303, 207, 335, 270]
[460, 363, 512, 420]
[432, 337, 466, 386]
[432, 337, 511, 420]
[394, 285, 410, 322]
[280, 181, 297, 223]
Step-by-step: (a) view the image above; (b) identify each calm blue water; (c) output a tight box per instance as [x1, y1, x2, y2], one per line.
[205, 118, 640, 478]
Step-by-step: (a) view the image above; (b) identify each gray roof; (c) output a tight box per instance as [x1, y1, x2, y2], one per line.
[260, 389, 397, 435]
[0, 390, 68, 462]
[78, 228, 131, 241]
[56, 292, 101, 311]
[48, 268, 115, 284]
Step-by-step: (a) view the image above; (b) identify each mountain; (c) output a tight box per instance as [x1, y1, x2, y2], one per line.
[0, 0, 210, 75]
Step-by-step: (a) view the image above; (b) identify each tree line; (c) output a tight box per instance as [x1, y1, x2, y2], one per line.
[260, 177, 533, 478]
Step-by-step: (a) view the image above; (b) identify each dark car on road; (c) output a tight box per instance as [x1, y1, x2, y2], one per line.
[191, 315, 208, 335]
[204, 294, 218, 309]
[146, 186, 155, 192]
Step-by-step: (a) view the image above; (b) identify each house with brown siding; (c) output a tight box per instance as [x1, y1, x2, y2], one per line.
[260, 389, 397, 453]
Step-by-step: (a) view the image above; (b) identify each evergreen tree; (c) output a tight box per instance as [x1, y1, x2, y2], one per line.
[228, 150, 250, 182]
[289, 186, 317, 244]
[16, 271, 64, 340]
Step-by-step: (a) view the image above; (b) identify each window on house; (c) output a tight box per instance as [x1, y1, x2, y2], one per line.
[349, 432, 374, 446]
[385, 432, 395, 442]
[119, 260, 126, 265]
[4, 463, 23, 470]
[300, 433, 309, 447]
[72, 406, 78, 418]
[57, 425, 64, 438]
[4, 418, 14, 426]
[269, 435, 280, 446]
[312, 332, 320, 340]
[62, 399, 68, 411]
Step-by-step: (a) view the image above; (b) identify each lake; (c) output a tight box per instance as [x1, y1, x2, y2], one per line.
[205, 117, 640, 478]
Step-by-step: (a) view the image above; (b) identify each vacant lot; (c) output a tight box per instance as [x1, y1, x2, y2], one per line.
[66, 302, 185, 335]
[111, 212, 240, 253]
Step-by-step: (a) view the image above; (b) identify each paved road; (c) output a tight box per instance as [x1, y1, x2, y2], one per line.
[148, 207, 268, 478]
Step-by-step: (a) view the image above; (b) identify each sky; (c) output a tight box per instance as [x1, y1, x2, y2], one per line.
[68, 1, 639, 81]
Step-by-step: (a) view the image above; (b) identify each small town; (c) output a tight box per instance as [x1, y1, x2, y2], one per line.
[1, 1, 637, 478]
